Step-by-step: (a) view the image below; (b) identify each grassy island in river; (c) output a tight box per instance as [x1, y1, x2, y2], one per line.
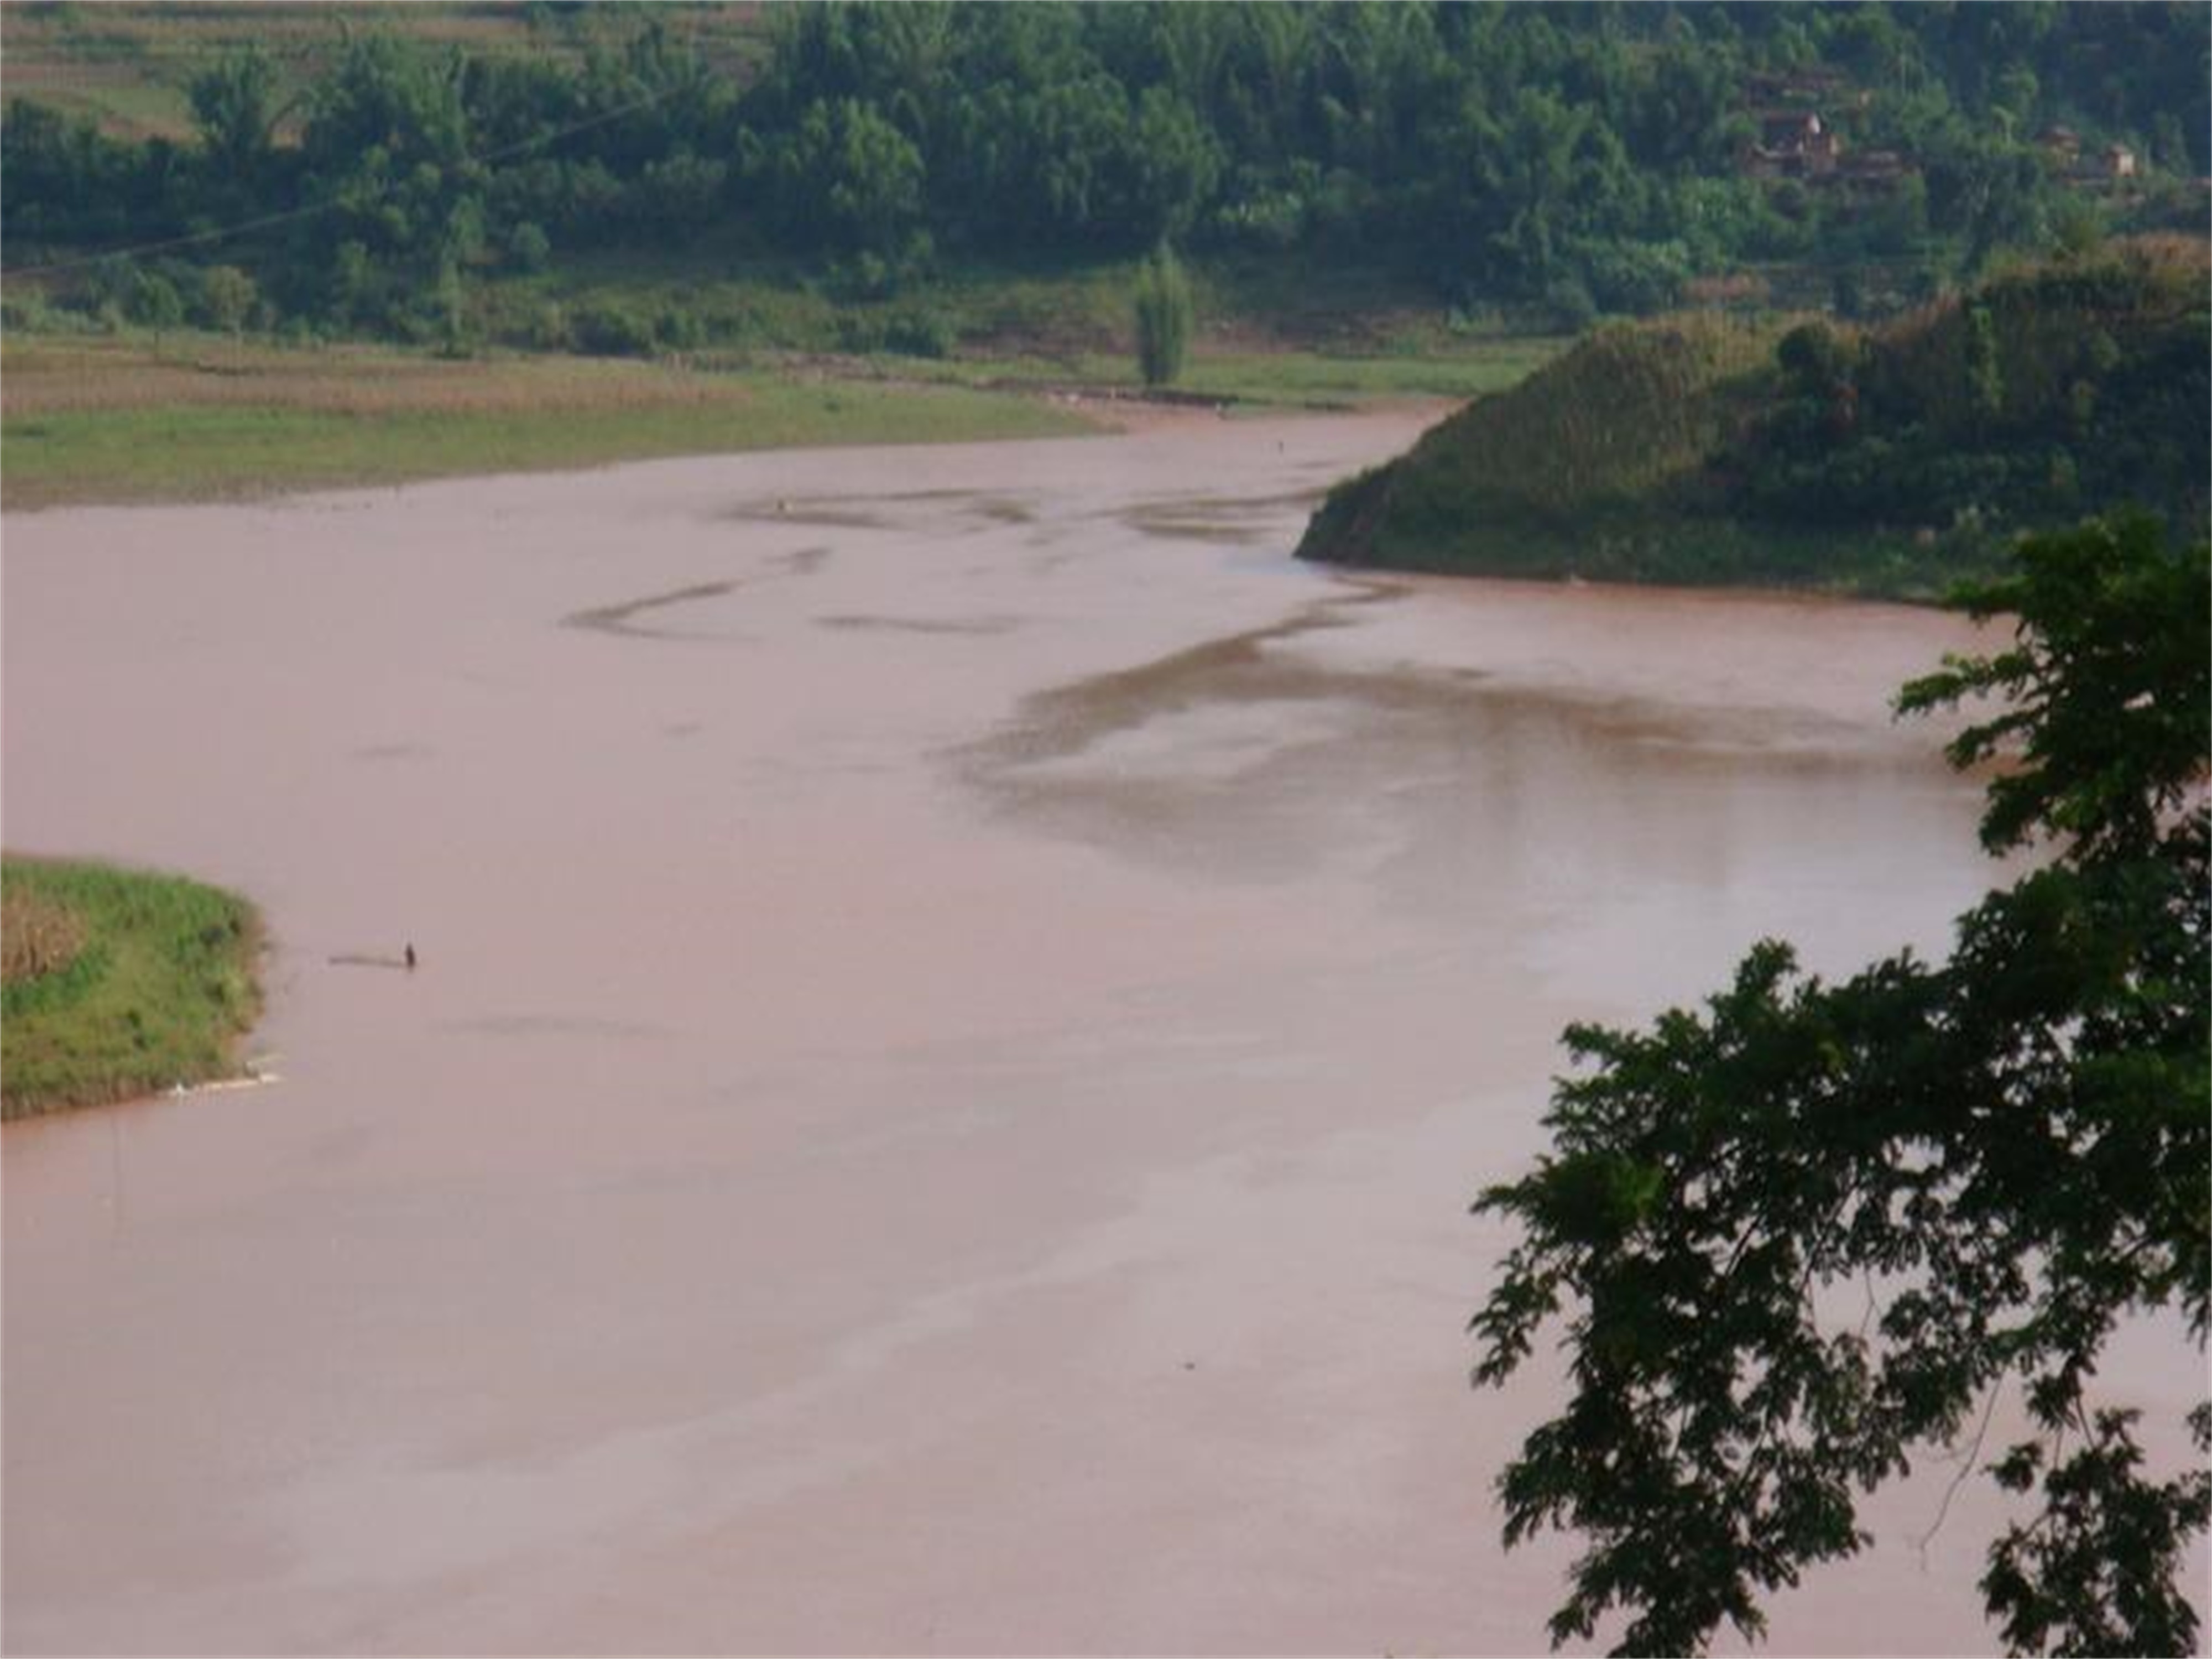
[2, 856, 264, 1119]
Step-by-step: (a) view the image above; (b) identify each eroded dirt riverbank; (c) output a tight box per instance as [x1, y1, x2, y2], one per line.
[4, 414, 2198, 1653]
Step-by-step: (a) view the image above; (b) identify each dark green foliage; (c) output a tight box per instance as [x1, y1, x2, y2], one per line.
[1963, 301, 2005, 425]
[1, 96, 184, 249]
[1303, 241, 2210, 594]
[1473, 516, 2211, 1655]
[5, 4, 2205, 345]
[1540, 276, 1599, 335]
[195, 264, 258, 336]
[1777, 319, 1854, 401]
[570, 298, 658, 358]
[881, 308, 956, 359]
[188, 48, 280, 192]
[1742, 243, 2210, 542]
[1984, 1407, 2212, 1658]
[651, 302, 703, 353]
[507, 221, 552, 274]
[750, 95, 925, 257]
[124, 266, 184, 333]
[1131, 242, 1193, 387]
[1897, 512, 2210, 862]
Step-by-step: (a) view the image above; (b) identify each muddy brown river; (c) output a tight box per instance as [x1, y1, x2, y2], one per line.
[4, 412, 2200, 1654]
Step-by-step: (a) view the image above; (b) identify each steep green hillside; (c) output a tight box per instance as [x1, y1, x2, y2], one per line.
[1298, 239, 2210, 597]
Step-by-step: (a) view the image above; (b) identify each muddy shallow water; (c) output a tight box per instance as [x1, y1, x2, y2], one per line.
[4, 413, 2200, 1655]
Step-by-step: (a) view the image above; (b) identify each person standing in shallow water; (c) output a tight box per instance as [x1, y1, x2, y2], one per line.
[404, 943, 416, 971]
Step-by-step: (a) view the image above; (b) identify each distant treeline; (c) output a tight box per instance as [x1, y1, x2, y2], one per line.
[4, 2, 2208, 342]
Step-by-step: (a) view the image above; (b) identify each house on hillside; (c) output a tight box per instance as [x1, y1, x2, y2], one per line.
[1833, 148, 1912, 196]
[2037, 125, 2083, 168]
[1742, 109, 1841, 180]
[2038, 128, 2143, 187]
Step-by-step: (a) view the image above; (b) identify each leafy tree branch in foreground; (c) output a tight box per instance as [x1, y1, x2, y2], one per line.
[1473, 512, 2210, 1656]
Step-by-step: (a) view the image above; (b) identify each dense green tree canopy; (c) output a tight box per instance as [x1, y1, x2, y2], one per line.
[1473, 513, 2210, 1655]
[187, 48, 282, 196]
[4, 2, 2207, 342]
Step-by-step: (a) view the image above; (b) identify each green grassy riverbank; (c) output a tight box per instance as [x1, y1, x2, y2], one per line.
[2, 856, 264, 1119]
[0, 336, 1102, 510]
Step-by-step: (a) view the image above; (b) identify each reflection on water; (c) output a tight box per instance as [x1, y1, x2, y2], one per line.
[5, 411, 2197, 1655]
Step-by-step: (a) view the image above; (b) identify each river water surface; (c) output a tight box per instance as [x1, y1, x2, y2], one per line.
[4, 413, 2199, 1653]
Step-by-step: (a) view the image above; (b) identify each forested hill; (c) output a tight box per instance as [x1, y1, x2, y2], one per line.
[3, 2, 2209, 352]
[1296, 238, 2211, 597]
